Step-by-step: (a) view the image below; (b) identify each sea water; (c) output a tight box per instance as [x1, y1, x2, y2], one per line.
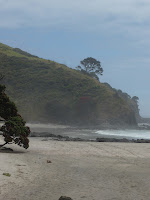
[95, 129, 150, 140]
[27, 123, 150, 140]
[0, 122, 149, 140]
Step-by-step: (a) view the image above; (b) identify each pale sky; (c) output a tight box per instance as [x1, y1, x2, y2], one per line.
[0, 0, 150, 117]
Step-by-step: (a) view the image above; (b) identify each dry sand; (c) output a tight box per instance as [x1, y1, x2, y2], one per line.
[0, 136, 150, 200]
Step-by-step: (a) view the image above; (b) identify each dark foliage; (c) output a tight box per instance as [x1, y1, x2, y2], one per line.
[0, 84, 30, 149]
[76, 57, 103, 81]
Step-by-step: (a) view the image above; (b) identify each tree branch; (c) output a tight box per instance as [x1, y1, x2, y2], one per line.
[0, 142, 8, 148]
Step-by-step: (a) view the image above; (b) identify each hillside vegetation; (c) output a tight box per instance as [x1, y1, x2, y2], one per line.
[0, 43, 137, 126]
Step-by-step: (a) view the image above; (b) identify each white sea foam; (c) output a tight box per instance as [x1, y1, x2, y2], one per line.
[95, 130, 150, 139]
[27, 123, 150, 140]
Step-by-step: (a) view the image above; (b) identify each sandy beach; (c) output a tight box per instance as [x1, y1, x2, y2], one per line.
[0, 136, 150, 200]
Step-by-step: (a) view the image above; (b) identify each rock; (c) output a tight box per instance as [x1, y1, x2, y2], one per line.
[96, 137, 150, 143]
[58, 196, 73, 200]
[96, 138, 130, 143]
[31, 131, 150, 143]
[136, 139, 150, 143]
[47, 160, 52, 163]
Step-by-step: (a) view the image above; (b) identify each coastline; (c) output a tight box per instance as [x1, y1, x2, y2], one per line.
[1, 136, 150, 200]
[27, 122, 150, 140]
[30, 132, 150, 143]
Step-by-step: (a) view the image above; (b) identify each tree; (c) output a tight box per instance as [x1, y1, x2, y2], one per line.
[76, 57, 103, 81]
[0, 84, 30, 149]
[132, 96, 139, 104]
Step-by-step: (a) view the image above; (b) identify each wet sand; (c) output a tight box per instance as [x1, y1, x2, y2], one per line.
[0, 136, 150, 200]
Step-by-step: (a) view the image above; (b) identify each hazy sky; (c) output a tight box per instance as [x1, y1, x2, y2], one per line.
[0, 0, 150, 117]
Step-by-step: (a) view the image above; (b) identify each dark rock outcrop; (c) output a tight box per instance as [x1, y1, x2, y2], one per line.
[31, 132, 150, 143]
[59, 196, 73, 200]
[96, 138, 150, 143]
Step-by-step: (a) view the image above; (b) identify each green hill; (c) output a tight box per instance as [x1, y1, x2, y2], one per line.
[0, 43, 137, 127]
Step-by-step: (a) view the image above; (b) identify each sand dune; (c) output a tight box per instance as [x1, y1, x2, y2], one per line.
[0, 136, 150, 200]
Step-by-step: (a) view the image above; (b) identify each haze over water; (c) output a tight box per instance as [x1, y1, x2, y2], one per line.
[28, 123, 150, 140]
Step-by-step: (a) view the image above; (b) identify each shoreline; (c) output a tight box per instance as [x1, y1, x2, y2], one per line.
[30, 132, 150, 143]
[26, 123, 150, 140]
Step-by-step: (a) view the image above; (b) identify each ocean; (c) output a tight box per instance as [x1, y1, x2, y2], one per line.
[95, 129, 150, 140]
[27, 123, 150, 140]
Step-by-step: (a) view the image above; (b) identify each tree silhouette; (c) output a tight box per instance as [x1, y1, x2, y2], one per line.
[76, 57, 103, 81]
[0, 84, 30, 149]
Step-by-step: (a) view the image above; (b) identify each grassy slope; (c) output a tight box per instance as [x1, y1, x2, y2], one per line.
[0, 43, 136, 125]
